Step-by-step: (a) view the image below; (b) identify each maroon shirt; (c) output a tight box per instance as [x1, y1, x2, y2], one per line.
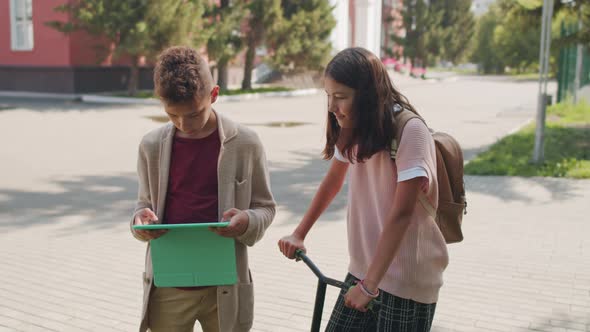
[164, 129, 220, 224]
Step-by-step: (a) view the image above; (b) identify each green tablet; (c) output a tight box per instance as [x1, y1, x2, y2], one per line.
[133, 221, 230, 230]
[133, 222, 237, 287]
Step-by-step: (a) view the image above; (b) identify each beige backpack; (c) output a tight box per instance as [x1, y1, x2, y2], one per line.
[390, 108, 467, 244]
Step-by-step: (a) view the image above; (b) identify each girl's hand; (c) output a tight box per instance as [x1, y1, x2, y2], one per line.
[278, 233, 306, 259]
[344, 285, 372, 312]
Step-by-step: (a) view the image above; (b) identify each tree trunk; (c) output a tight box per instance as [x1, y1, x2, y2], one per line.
[217, 61, 228, 92]
[217, 0, 230, 92]
[242, 34, 256, 90]
[128, 56, 140, 96]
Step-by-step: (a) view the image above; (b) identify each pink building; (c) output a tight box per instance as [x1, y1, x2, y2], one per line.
[382, 0, 405, 59]
[0, 0, 152, 93]
[0, 0, 405, 93]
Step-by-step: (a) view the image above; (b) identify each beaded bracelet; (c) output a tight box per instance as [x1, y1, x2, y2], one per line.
[359, 279, 379, 298]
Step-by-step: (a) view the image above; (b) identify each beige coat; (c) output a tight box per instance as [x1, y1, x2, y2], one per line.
[130, 111, 276, 332]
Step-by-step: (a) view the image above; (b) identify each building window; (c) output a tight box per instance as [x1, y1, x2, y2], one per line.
[10, 0, 34, 51]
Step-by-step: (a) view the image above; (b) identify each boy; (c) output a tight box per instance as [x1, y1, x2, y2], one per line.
[130, 46, 276, 332]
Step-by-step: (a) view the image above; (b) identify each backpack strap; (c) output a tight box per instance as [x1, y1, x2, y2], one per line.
[390, 105, 425, 160]
[391, 106, 437, 219]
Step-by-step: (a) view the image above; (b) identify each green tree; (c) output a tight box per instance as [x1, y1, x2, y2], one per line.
[267, 0, 336, 73]
[204, 0, 246, 92]
[493, 5, 540, 73]
[559, 2, 590, 48]
[471, 5, 504, 73]
[241, 0, 282, 90]
[471, 0, 543, 74]
[391, 0, 442, 67]
[435, 0, 476, 64]
[464, 0, 585, 75]
[47, 0, 204, 95]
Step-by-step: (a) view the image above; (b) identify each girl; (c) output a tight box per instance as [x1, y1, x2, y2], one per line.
[278, 47, 448, 331]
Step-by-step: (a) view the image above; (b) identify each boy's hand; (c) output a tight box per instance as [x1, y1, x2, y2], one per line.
[133, 208, 167, 240]
[211, 208, 249, 238]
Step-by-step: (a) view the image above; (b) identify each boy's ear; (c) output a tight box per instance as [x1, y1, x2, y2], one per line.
[210, 85, 220, 103]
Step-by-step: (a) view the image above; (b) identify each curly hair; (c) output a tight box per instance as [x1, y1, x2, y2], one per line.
[154, 46, 213, 104]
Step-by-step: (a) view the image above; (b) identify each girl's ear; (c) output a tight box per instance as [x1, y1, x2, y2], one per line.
[210, 85, 220, 103]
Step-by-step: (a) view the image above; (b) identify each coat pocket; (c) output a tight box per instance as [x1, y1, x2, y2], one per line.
[142, 272, 152, 292]
[141, 272, 152, 318]
[142, 272, 151, 285]
[234, 179, 251, 210]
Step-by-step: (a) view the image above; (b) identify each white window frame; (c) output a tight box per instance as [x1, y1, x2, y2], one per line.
[10, 0, 34, 51]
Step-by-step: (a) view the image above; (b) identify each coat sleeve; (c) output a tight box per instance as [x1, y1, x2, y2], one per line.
[130, 141, 153, 242]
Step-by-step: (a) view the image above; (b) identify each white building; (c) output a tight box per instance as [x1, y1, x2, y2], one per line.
[329, 0, 384, 57]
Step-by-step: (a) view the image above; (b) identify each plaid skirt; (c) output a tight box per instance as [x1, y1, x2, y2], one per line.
[325, 274, 437, 332]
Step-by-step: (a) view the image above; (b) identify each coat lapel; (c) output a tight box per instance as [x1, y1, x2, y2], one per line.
[157, 123, 174, 221]
[215, 110, 238, 221]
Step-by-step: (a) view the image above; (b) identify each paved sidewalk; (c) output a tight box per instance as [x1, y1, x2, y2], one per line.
[255, 176, 590, 332]
[0, 76, 587, 332]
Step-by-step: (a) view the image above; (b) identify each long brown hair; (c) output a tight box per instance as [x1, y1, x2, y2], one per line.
[322, 47, 418, 163]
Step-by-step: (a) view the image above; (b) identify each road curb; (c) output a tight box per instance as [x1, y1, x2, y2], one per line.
[0, 91, 80, 101]
[1, 89, 321, 105]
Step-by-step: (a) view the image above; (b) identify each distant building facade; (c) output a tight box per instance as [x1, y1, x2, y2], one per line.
[0, 0, 153, 93]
